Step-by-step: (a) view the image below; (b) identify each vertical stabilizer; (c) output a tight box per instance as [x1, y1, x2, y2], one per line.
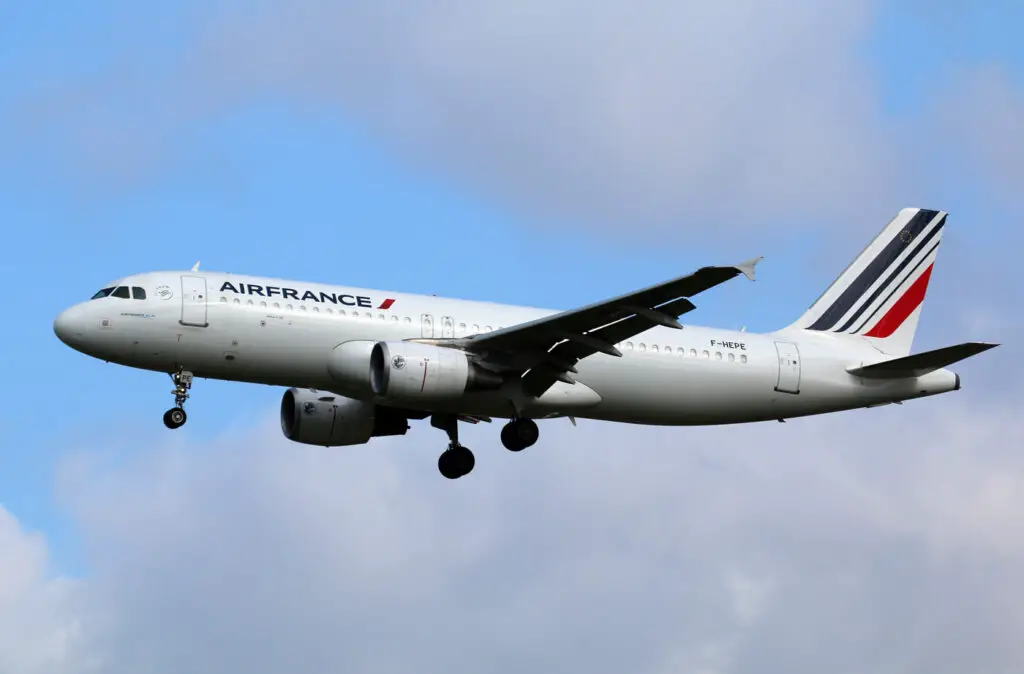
[788, 207, 947, 356]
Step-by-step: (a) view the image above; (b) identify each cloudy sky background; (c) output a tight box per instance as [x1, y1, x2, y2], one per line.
[1, 1, 1022, 672]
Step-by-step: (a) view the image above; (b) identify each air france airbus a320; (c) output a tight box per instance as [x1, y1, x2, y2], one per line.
[54, 208, 996, 479]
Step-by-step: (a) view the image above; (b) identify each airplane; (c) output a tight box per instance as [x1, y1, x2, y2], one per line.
[54, 207, 997, 479]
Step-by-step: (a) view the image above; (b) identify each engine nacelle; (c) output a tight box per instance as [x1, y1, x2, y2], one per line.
[326, 340, 376, 398]
[370, 341, 503, 401]
[280, 388, 409, 447]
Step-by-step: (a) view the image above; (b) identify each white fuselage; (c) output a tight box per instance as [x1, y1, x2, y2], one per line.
[54, 270, 960, 426]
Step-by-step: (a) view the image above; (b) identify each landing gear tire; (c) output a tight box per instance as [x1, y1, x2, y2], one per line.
[438, 445, 475, 479]
[501, 418, 539, 452]
[163, 407, 187, 429]
[164, 369, 194, 430]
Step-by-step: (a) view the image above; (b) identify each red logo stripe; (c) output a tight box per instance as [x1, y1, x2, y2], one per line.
[378, 298, 396, 310]
[864, 264, 934, 339]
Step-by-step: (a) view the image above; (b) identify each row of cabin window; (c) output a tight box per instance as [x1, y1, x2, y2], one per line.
[216, 298, 748, 363]
[218, 297, 501, 333]
[620, 341, 749, 363]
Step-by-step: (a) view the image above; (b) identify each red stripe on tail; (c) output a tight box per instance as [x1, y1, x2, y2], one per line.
[864, 264, 934, 339]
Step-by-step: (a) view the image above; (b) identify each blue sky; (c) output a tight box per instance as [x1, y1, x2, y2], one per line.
[1, 0, 1022, 635]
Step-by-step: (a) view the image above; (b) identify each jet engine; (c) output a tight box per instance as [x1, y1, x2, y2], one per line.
[326, 340, 376, 398]
[280, 388, 409, 447]
[370, 341, 503, 401]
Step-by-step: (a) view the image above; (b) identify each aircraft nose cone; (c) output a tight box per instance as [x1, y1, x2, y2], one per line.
[54, 305, 86, 346]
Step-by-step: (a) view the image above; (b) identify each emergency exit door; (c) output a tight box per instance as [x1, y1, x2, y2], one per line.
[774, 341, 801, 394]
[441, 316, 455, 338]
[420, 313, 434, 338]
[180, 275, 209, 327]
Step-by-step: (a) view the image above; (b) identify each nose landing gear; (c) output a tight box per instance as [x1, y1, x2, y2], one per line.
[163, 370, 193, 429]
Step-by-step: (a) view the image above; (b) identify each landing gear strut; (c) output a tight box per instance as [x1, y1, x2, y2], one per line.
[432, 414, 475, 479]
[501, 418, 539, 452]
[163, 370, 193, 430]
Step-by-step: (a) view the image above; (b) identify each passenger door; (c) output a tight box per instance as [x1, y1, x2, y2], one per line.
[774, 341, 801, 394]
[180, 275, 209, 327]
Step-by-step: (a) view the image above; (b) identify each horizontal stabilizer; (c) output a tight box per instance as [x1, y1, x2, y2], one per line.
[847, 342, 999, 379]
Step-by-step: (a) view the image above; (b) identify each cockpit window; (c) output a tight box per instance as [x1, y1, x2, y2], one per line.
[111, 286, 130, 299]
[132, 287, 147, 300]
[91, 288, 114, 299]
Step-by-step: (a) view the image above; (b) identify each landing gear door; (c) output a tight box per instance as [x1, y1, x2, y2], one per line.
[180, 275, 209, 327]
[774, 341, 801, 394]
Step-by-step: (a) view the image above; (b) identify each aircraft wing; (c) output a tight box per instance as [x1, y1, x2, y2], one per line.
[460, 257, 763, 397]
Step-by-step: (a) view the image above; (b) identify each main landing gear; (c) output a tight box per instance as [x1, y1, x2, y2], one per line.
[163, 370, 194, 430]
[432, 414, 475, 480]
[431, 415, 542, 479]
[501, 418, 539, 452]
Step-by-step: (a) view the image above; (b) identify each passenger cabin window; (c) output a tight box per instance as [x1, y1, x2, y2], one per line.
[111, 286, 130, 299]
[131, 287, 147, 300]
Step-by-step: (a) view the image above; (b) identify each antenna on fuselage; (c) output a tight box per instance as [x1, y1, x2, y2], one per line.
[191, 261, 200, 272]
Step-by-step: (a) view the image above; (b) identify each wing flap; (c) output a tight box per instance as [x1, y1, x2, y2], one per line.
[847, 342, 998, 379]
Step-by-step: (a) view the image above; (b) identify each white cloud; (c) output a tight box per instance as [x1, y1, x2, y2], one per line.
[4, 384, 1017, 673]
[15, 0, 916, 237]
[0, 507, 102, 674]
[14, 2, 1024, 239]
[938, 65, 1024, 205]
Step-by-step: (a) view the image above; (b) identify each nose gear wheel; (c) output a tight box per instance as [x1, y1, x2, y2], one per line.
[163, 370, 194, 429]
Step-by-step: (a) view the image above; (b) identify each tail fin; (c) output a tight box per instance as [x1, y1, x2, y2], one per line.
[789, 207, 947, 356]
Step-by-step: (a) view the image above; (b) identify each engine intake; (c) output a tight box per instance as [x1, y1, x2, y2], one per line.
[370, 341, 502, 400]
[280, 388, 409, 447]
